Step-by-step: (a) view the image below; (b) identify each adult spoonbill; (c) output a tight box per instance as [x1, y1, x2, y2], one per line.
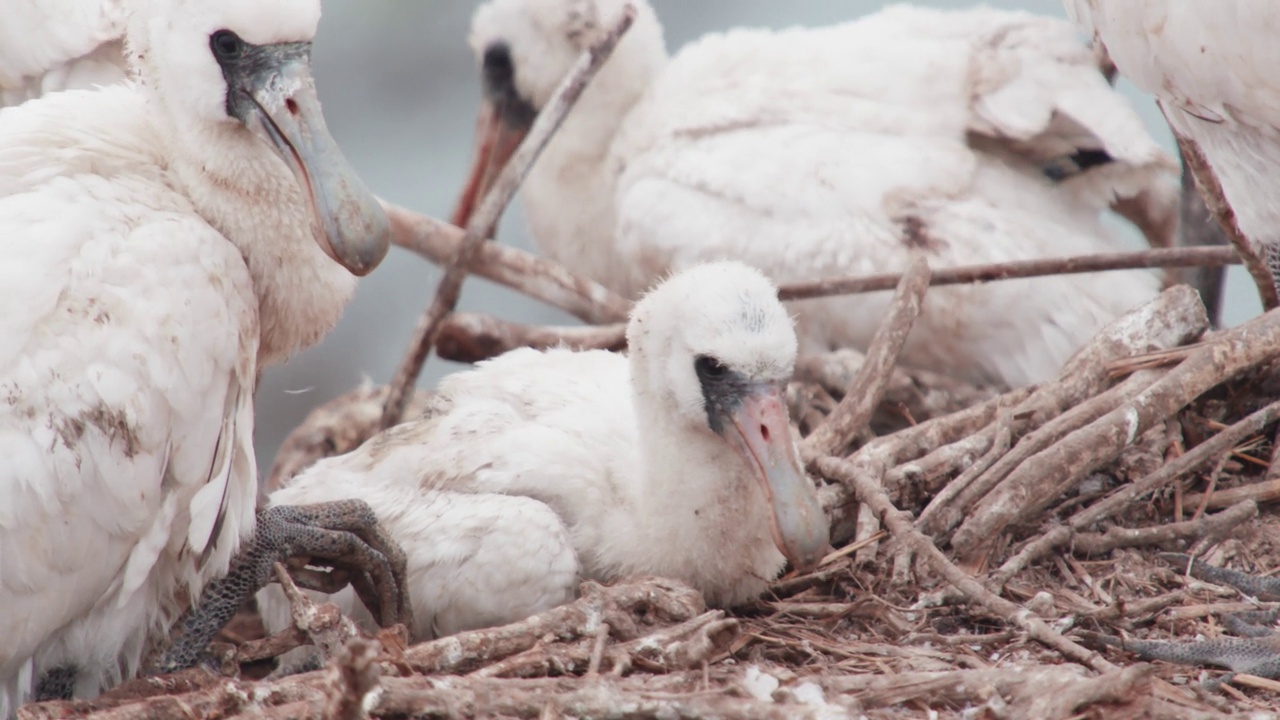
[259, 261, 830, 641]
[1064, 1, 1280, 310]
[452, 0, 1178, 388]
[0, 0, 128, 107]
[0, 0, 396, 712]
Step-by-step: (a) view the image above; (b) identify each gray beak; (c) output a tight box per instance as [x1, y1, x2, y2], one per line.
[227, 42, 390, 276]
[717, 383, 830, 572]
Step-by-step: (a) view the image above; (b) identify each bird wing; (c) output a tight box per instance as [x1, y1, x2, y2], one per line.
[0, 0, 128, 106]
[607, 5, 1164, 385]
[265, 348, 638, 636]
[1067, 1, 1280, 246]
[0, 89, 259, 677]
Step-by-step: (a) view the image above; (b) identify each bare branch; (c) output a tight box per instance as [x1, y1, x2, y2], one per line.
[436, 312, 625, 363]
[802, 255, 930, 457]
[379, 5, 638, 429]
[384, 202, 630, 324]
[779, 246, 1239, 301]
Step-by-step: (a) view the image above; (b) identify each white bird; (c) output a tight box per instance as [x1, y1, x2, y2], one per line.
[451, 0, 1179, 388]
[0, 0, 129, 107]
[1064, 1, 1280, 310]
[0, 0, 391, 712]
[259, 261, 830, 642]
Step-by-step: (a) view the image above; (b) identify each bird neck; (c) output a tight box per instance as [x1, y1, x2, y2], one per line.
[627, 371, 783, 604]
[521, 23, 669, 298]
[161, 117, 355, 368]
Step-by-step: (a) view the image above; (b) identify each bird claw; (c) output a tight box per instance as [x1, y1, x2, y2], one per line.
[148, 499, 412, 676]
[264, 500, 415, 631]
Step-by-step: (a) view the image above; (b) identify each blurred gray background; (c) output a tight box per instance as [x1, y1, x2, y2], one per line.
[259, 0, 1261, 474]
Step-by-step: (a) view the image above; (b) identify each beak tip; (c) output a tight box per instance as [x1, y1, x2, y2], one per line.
[332, 207, 392, 277]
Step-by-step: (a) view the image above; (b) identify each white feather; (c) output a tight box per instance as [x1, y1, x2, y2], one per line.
[0, 0, 128, 107]
[259, 262, 814, 643]
[1065, 1, 1280, 277]
[0, 0, 366, 713]
[465, 1, 1177, 387]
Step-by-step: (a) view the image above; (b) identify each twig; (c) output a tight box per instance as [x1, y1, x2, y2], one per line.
[952, 305, 1280, 557]
[1183, 478, 1280, 511]
[778, 246, 1240, 301]
[826, 664, 1153, 719]
[379, 5, 638, 429]
[435, 312, 626, 363]
[414, 249, 1228, 367]
[402, 577, 704, 675]
[802, 256, 930, 457]
[586, 623, 611, 678]
[932, 369, 1163, 538]
[1070, 501, 1257, 556]
[815, 454, 1114, 672]
[384, 202, 630, 324]
[1074, 399, 1280, 527]
[323, 639, 381, 720]
[914, 413, 1011, 534]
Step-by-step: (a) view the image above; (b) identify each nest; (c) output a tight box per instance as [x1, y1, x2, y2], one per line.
[20, 7, 1280, 719]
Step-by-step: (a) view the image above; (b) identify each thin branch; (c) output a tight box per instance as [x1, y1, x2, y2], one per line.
[815, 454, 1115, 672]
[384, 201, 630, 324]
[778, 246, 1240, 301]
[802, 255, 930, 457]
[418, 248, 1228, 365]
[435, 312, 625, 363]
[952, 305, 1280, 557]
[379, 4, 638, 429]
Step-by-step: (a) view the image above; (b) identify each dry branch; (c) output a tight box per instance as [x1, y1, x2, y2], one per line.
[802, 256, 930, 457]
[384, 202, 630, 325]
[826, 664, 1155, 720]
[379, 5, 638, 430]
[778, 246, 1239, 301]
[815, 454, 1114, 672]
[954, 305, 1280, 557]
[416, 247, 1234, 367]
[403, 577, 704, 675]
[1070, 501, 1258, 556]
[436, 312, 626, 363]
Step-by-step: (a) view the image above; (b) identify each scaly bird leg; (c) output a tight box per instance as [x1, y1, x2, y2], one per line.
[1080, 554, 1280, 687]
[149, 500, 413, 675]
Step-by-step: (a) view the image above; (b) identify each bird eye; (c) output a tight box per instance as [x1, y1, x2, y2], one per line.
[210, 30, 245, 63]
[694, 355, 729, 380]
[482, 42, 515, 74]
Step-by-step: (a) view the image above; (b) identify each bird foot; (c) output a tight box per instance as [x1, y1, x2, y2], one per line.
[149, 500, 413, 675]
[1079, 555, 1280, 685]
[34, 665, 77, 702]
[1158, 552, 1280, 601]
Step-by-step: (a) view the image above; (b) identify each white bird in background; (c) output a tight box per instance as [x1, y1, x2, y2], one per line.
[0, 0, 391, 713]
[0, 0, 128, 107]
[1064, 1, 1280, 311]
[452, 0, 1179, 388]
[260, 261, 830, 642]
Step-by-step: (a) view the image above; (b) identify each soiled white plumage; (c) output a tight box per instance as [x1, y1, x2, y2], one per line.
[1064, 1, 1280, 303]
[259, 262, 829, 642]
[0, 0, 387, 713]
[457, 1, 1177, 387]
[0, 0, 128, 107]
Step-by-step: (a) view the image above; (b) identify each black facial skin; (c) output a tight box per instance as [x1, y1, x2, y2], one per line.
[695, 354, 755, 436]
[1041, 148, 1114, 181]
[209, 29, 311, 123]
[482, 41, 538, 132]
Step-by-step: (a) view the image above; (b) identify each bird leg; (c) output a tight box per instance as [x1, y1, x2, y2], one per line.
[149, 500, 413, 675]
[1081, 554, 1280, 687]
[34, 665, 78, 702]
